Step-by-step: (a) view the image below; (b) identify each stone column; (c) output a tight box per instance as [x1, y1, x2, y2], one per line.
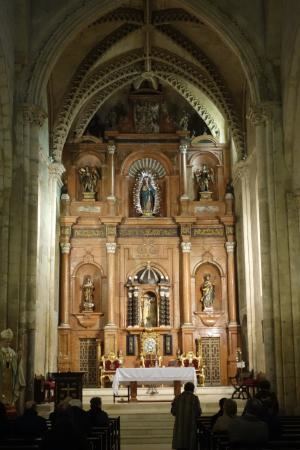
[180, 241, 194, 352]
[46, 162, 65, 372]
[179, 141, 189, 214]
[104, 242, 118, 354]
[59, 243, 71, 327]
[106, 242, 117, 326]
[248, 106, 277, 384]
[107, 143, 116, 215]
[181, 241, 192, 324]
[10, 104, 47, 402]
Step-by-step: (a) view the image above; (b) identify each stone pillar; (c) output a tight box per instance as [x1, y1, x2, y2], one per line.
[106, 242, 116, 326]
[8, 104, 48, 402]
[45, 162, 65, 373]
[180, 241, 194, 352]
[248, 106, 277, 386]
[107, 143, 116, 215]
[179, 141, 189, 214]
[59, 243, 71, 327]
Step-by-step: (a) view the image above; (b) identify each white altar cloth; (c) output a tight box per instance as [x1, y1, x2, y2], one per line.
[112, 367, 197, 395]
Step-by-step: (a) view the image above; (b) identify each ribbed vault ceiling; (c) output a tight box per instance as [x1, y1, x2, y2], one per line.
[49, 1, 246, 160]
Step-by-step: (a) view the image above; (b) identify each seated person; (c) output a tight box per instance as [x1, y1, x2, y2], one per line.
[210, 397, 226, 428]
[68, 398, 90, 436]
[228, 398, 268, 448]
[41, 413, 89, 450]
[254, 379, 280, 438]
[87, 397, 109, 428]
[213, 398, 237, 433]
[49, 396, 72, 426]
[14, 400, 48, 437]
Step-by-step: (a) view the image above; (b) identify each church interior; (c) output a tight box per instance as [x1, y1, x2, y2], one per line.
[0, 0, 300, 417]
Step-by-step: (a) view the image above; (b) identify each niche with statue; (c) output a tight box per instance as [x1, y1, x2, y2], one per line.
[71, 263, 104, 329]
[194, 263, 224, 326]
[126, 262, 170, 328]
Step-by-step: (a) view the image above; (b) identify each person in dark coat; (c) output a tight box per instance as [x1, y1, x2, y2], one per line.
[254, 379, 280, 437]
[87, 397, 109, 428]
[171, 382, 202, 450]
[42, 415, 89, 450]
[210, 397, 226, 428]
[14, 400, 48, 437]
[0, 401, 10, 441]
[228, 398, 268, 449]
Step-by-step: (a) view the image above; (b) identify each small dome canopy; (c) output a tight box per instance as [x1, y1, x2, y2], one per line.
[136, 262, 161, 284]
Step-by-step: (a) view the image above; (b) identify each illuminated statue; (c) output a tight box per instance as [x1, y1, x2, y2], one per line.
[0, 329, 25, 405]
[200, 274, 215, 310]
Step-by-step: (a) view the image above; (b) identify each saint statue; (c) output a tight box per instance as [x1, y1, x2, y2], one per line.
[140, 176, 156, 215]
[0, 329, 25, 405]
[81, 276, 95, 312]
[195, 164, 215, 192]
[141, 294, 157, 328]
[78, 166, 100, 193]
[200, 274, 215, 310]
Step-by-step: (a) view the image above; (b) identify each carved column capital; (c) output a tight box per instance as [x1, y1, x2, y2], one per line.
[181, 241, 192, 253]
[21, 103, 48, 127]
[107, 143, 116, 155]
[60, 243, 71, 254]
[225, 241, 236, 253]
[48, 161, 65, 180]
[106, 242, 117, 253]
[247, 105, 267, 126]
[179, 142, 188, 154]
[232, 159, 250, 184]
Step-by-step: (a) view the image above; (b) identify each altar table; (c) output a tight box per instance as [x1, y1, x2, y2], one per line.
[112, 367, 197, 401]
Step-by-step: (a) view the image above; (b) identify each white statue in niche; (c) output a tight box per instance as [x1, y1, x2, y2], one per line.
[200, 274, 215, 311]
[141, 293, 157, 328]
[81, 276, 95, 312]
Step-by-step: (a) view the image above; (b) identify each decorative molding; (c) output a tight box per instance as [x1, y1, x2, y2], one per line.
[180, 224, 191, 236]
[152, 8, 202, 24]
[88, 7, 144, 27]
[78, 205, 101, 213]
[192, 227, 224, 237]
[136, 238, 159, 257]
[74, 312, 103, 329]
[118, 227, 179, 238]
[60, 226, 72, 238]
[225, 225, 235, 237]
[128, 158, 166, 179]
[83, 251, 95, 263]
[194, 205, 220, 214]
[106, 225, 117, 237]
[194, 311, 222, 327]
[181, 241, 192, 252]
[106, 242, 117, 253]
[73, 228, 106, 238]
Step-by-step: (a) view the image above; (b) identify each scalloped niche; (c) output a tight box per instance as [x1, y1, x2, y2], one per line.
[73, 263, 102, 314]
[195, 262, 222, 313]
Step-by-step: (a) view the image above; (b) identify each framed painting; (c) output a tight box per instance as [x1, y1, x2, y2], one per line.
[164, 334, 172, 355]
[126, 335, 135, 356]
